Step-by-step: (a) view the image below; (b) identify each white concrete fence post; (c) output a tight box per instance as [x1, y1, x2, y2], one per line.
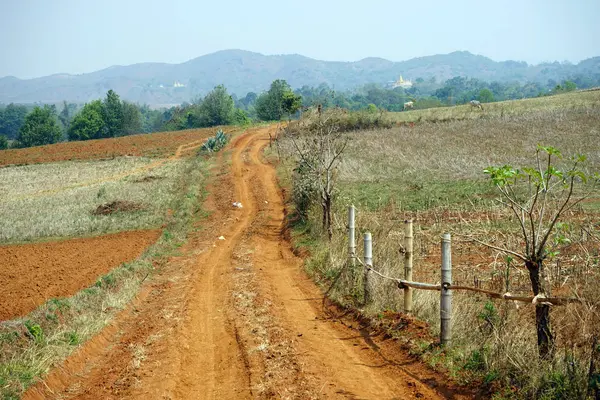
[404, 219, 414, 314]
[440, 233, 453, 347]
[363, 232, 372, 306]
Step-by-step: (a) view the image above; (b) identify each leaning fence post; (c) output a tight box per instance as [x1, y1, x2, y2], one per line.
[348, 205, 356, 267]
[363, 232, 372, 306]
[404, 219, 414, 314]
[440, 233, 452, 347]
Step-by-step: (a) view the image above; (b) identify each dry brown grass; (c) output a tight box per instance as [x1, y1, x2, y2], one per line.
[279, 91, 600, 399]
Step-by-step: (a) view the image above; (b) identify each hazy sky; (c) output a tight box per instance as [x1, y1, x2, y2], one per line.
[1, 0, 599, 79]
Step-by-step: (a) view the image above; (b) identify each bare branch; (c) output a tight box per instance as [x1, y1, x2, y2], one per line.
[463, 236, 527, 262]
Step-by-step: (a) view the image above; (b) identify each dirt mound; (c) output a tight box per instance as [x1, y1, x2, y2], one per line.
[0, 230, 161, 321]
[133, 175, 164, 183]
[93, 201, 144, 215]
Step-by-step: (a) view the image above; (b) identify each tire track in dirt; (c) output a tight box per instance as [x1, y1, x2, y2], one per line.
[23, 127, 474, 399]
[241, 130, 473, 399]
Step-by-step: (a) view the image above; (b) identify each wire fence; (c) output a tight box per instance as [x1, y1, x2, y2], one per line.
[346, 205, 585, 347]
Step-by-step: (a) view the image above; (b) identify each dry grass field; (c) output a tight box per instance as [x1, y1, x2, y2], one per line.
[0, 157, 187, 243]
[279, 91, 600, 398]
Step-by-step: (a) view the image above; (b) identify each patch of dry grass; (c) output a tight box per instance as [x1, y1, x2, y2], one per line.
[392, 90, 600, 124]
[279, 91, 600, 398]
[0, 157, 187, 243]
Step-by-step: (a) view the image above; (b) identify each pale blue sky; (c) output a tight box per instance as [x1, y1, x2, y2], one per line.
[1, 0, 598, 79]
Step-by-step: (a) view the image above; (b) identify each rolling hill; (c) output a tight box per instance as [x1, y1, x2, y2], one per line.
[1, 50, 598, 106]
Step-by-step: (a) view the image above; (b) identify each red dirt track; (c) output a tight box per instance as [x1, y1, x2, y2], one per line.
[0, 230, 161, 320]
[0, 127, 233, 167]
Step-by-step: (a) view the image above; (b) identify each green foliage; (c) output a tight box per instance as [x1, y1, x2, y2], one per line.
[68, 91, 146, 141]
[366, 103, 378, 113]
[464, 348, 488, 371]
[232, 108, 251, 125]
[256, 79, 302, 121]
[63, 331, 80, 345]
[0, 103, 29, 140]
[121, 101, 143, 135]
[23, 321, 44, 344]
[477, 301, 499, 335]
[68, 100, 105, 141]
[95, 272, 117, 288]
[194, 85, 235, 127]
[0, 134, 7, 150]
[101, 89, 124, 137]
[200, 129, 229, 153]
[16, 105, 62, 148]
[281, 90, 302, 116]
[58, 101, 77, 135]
[563, 81, 577, 91]
[478, 88, 495, 103]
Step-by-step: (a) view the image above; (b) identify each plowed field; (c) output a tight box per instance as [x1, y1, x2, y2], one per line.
[0, 127, 233, 167]
[0, 230, 161, 320]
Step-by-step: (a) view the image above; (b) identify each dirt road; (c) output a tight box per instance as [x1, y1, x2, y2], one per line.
[24, 127, 473, 399]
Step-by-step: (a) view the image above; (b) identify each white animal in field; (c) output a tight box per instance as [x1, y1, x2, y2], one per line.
[469, 100, 484, 110]
[403, 101, 414, 111]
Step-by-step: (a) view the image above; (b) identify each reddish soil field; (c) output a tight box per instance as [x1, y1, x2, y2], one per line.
[0, 127, 235, 167]
[0, 230, 161, 320]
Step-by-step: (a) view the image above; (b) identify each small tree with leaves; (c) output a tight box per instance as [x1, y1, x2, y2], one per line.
[482, 145, 597, 359]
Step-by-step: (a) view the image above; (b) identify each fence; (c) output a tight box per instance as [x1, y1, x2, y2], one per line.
[346, 205, 584, 347]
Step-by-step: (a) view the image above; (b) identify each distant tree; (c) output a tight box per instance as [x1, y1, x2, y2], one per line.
[563, 81, 577, 92]
[17, 105, 62, 147]
[101, 90, 124, 137]
[232, 108, 251, 125]
[256, 80, 302, 121]
[0, 103, 29, 140]
[68, 100, 105, 141]
[415, 77, 425, 84]
[121, 101, 143, 135]
[0, 134, 7, 150]
[194, 85, 235, 127]
[478, 88, 495, 103]
[365, 103, 378, 113]
[281, 90, 302, 118]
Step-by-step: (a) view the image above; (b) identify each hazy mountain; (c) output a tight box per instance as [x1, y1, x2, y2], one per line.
[1, 50, 598, 106]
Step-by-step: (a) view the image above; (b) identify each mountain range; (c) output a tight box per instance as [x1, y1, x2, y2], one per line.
[1, 49, 599, 107]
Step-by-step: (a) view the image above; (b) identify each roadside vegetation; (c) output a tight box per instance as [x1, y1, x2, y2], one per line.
[0, 155, 210, 399]
[275, 90, 600, 398]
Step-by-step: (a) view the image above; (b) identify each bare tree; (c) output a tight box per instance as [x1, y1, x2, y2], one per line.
[283, 109, 349, 240]
[479, 146, 597, 359]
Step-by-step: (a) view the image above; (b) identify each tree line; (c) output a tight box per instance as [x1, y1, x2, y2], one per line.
[0, 80, 301, 150]
[1, 72, 597, 150]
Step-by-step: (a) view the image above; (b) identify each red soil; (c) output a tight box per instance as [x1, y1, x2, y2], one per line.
[0, 127, 233, 167]
[0, 230, 161, 321]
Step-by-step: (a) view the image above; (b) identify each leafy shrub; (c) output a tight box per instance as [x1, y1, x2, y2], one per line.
[23, 322, 44, 344]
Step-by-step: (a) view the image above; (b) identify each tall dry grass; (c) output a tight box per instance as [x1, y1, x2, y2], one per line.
[278, 92, 600, 399]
